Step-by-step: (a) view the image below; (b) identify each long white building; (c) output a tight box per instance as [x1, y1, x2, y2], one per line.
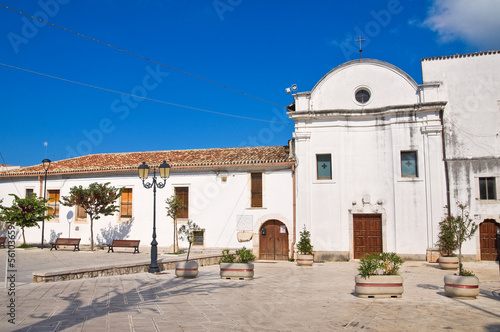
[1, 51, 499, 261]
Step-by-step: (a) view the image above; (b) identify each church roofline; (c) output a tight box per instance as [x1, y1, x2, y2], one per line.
[311, 58, 419, 93]
[421, 50, 500, 62]
[288, 101, 447, 119]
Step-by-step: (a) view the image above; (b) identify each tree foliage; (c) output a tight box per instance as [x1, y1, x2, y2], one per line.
[297, 225, 313, 255]
[0, 194, 53, 245]
[450, 203, 478, 276]
[178, 220, 200, 261]
[60, 182, 123, 251]
[165, 195, 184, 253]
[436, 215, 459, 256]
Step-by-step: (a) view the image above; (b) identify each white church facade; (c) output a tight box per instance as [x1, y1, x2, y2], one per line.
[1, 51, 499, 261]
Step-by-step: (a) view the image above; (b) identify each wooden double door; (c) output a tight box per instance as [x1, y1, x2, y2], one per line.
[259, 220, 289, 260]
[480, 220, 499, 261]
[353, 214, 382, 259]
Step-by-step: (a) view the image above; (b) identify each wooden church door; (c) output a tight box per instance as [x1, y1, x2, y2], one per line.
[259, 220, 289, 260]
[353, 214, 382, 259]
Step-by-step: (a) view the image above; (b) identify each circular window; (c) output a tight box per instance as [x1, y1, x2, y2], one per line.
[355, 89, 371, 104]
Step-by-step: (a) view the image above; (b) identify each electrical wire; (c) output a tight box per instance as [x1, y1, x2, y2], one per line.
[0, 62, 292, 125]
[0, 4, 286, 110]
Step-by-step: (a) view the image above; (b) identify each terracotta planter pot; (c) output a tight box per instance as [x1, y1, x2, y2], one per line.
[444, 274, 480, 299]
[355, 275, 404, 298]
[297, 254, 314, 266]
[220, 262, 254, 279]
[175, 261, 199, 278]
[438, 256, 459, 270]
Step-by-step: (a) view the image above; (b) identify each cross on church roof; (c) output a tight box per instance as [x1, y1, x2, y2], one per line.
[355, 35, 366, 59]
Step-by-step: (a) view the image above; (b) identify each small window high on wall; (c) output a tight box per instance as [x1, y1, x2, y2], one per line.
[316, 154, 332, 180]
[401, 151, 418, 177]
[479, 177, 497, 200]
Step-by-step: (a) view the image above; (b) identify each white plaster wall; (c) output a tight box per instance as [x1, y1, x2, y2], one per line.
[292, 59, 447, 257]
[422, 54, 500, 258]
[0, 168, 293, 251]
[309, 60, 419, 110]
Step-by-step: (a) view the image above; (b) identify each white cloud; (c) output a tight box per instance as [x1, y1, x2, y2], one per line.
[423, 0, 500, 49]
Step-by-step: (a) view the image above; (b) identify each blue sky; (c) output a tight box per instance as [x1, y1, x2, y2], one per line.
[1, 0, 499, 167]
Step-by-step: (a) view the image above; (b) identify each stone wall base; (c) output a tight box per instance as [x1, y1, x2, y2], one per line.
[314, 251, 350, 262]
[33, 255, 222, 283]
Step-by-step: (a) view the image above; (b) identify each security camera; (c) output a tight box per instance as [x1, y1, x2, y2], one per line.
[286, 87, 291, 94]
[291, 84, 297, 91]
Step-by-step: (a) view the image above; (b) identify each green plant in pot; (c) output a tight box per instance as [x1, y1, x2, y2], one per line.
[436, 214, 460, 269]
[220, 247, 256, 279]
[443, 203, 479, 299]
[355, 252, 405, 298]
[175, 220, 200, 278]
[296, 225, 314, 266]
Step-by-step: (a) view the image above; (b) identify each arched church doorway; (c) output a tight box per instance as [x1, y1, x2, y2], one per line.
[480, 219, 499, 261]
[259, 219, 289, 260]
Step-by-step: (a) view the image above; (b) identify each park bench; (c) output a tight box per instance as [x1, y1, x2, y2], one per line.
[50, 238, 81, 251]
[0, 236, 6, 248]
[107, 239, 140, 254]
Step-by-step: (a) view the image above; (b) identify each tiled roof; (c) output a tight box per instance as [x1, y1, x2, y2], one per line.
[421, 50, 500, 61]
[0, 146, 293, 177]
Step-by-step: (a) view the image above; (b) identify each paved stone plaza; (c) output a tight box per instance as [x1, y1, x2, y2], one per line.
[0, 249, 499, 331]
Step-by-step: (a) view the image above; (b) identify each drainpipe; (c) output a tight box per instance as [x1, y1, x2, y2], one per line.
[38, 175, 42, 195]
[440, 109, 451, 216]
[291, 163, 296, 259]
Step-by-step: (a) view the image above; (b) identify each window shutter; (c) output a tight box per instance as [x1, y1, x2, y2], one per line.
[175, 187, 189, 218]
[251, 173, 263, 207]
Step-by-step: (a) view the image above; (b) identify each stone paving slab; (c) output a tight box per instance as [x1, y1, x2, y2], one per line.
[0, 259, 499, 331]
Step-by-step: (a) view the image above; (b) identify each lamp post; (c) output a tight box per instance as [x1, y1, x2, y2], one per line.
[41, 158, 51, 249]
[138, 160, 171, 273]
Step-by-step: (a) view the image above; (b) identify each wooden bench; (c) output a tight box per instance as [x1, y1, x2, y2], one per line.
[107, 239, 140, 254]
[50, 238, 81, 251]
[0, 236, 6, 248]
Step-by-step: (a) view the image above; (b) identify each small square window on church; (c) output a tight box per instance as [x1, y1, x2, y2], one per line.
[316, 154, 332, 180]
[479, 177, 496, 200]
[401, 151, 418, 177]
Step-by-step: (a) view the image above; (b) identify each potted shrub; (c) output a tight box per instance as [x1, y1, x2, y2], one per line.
[175, 220, 200, 278]
[220, 247, 256, 280]
[436, 214, 459, 269]
[443, 203, 479, 299]
[355, 252, 404, 298]
[296, 225, 314, 266]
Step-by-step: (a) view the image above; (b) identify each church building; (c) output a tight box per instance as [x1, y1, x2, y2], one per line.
[1, 51, 499, 261]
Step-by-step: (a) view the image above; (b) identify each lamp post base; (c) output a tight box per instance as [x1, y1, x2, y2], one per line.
[148, 266, 160, 273]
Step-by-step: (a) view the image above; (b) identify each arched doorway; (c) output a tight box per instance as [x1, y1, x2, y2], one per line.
[259, 219, 289, 260]
[480, 219, 499, 261]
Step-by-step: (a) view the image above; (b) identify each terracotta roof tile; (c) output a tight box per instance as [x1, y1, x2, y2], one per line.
[0, 146, 293, 177]
[421, 50, 500, 61]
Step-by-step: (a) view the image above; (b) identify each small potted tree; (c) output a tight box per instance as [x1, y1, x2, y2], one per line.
[175, 220, 200, 278]
[436, 214, 459, 270]
[296, 225, 314, 266]
[355, 252, 405, 298]
[220, 247, 256, 279]
[443, 203, 479, 299]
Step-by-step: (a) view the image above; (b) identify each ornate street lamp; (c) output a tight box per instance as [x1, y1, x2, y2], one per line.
[41, 158, 51, 249]
[138, 160, 171, 273]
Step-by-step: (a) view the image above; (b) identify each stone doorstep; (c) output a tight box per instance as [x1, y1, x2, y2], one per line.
[32, 254, 223, 283]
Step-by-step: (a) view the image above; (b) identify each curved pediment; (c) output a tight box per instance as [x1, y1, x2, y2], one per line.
[308, 59, 419, 110]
